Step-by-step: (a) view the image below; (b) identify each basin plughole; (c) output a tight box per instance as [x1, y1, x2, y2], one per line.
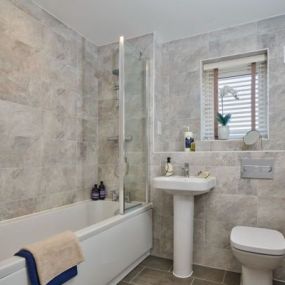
[153, 176, 216, 278]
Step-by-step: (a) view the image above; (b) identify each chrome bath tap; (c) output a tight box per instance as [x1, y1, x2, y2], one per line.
[111, 190, 119, 201]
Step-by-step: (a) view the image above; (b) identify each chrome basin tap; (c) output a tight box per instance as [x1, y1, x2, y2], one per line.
[182, 163, 190, 177]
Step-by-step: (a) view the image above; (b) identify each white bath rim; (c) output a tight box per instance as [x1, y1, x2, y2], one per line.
[0, 200, 152, 281]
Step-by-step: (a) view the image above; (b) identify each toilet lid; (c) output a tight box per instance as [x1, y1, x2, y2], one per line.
[231, 226, 285, 256]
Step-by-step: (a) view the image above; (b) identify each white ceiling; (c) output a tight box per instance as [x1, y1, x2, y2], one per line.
[33, 0, 285, 46]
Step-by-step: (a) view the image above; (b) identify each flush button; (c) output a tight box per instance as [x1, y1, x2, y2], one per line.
[241, 159, 274, 179]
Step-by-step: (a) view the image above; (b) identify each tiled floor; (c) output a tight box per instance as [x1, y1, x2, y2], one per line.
[118, 256, 285, 285]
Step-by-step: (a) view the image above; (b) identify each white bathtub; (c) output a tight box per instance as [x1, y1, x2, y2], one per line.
[0, 200, 152, 285]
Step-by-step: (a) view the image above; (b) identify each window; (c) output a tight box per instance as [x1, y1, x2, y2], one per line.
[201, 51, 268, 140]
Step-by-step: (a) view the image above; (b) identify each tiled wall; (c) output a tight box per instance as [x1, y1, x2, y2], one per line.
[124, 52, 148, 202]
[151, 15, 285, 281]
[97, 42, 119, 194]
[155, 15, 285, 152]
[0, 0, 98, 220]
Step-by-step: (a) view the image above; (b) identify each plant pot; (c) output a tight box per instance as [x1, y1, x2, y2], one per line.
[218, 125, 230, 140]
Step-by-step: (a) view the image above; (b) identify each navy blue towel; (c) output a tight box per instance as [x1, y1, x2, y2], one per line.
[15, 250, 78, 285]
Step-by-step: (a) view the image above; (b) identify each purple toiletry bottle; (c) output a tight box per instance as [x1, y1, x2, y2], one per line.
[91, 184, 99, 201]
[99, 181, 106, 200]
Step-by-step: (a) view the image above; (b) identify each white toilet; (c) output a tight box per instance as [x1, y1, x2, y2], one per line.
[231, 226, 285, 285]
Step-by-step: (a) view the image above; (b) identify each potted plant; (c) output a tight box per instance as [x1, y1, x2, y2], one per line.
[216, 86, 239, 140]
[216, 113, 231, 140]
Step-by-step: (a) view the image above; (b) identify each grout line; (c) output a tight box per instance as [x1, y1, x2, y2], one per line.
[128, 266, 146, 283]
[143, 266, 172, 273]
[192, 276, 223, 284]
[222, 270, 226, 284]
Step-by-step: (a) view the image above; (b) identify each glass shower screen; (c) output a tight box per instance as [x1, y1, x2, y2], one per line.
[119, 37, 149, 214]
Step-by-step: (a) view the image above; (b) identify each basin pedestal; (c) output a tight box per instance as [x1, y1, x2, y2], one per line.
[173, 195, 194, 278]
[153, 176, 216, 279]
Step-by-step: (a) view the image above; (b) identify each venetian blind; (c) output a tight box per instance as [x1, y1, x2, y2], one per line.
[201, 53, 268, 140]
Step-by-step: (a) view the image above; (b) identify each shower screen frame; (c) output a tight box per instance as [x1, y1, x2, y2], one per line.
[119, 36, 125, 215]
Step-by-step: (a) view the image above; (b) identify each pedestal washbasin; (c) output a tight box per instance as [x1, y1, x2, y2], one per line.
[153, 175, 216, 278]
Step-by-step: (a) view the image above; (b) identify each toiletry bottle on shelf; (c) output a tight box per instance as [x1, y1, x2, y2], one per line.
[99, 181, 106, 200]
[190, 138, 196, 152]
[91, 184, 99, 201]
[184, 127, 194, 152]
[165, 157, 174, 176]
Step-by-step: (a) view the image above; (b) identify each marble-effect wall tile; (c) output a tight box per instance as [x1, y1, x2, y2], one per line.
[0, 0, 99, 220]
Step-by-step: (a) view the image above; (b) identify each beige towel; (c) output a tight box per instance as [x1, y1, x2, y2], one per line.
[23, 231, 84, 285]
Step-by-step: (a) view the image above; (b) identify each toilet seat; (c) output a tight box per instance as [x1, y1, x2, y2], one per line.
[231, 226, 285, 256]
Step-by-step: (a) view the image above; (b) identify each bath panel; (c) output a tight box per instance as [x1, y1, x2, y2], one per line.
[0, 200, 152, 285]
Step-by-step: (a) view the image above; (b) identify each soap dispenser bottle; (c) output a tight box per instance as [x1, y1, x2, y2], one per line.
[99, 181, 106, 200]
[165, 157, 174, 177]
[184, 127, 193, 152]
[91, 184, 99, 201]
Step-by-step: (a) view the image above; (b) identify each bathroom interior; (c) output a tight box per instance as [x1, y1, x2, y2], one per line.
[1, 0, 285, 285]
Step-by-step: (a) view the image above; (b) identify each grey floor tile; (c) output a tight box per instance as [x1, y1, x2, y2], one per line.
[140, 255, 173, 271]
[132, 268, 192, 285]
[122, 265, 144, 282]
[193, 265, 225, 283]
[192, 279, 219, 285]
[223, 271, 240, 285]
[274, 281, 285, 285]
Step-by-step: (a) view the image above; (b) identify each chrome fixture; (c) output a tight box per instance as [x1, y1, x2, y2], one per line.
[182, 163, 190, 177]
[111, 190, 119, 201]
[112, 69, 119, 76]
[243, 130, 263, 150]
[107, 135, 133, 142]
[125, 191, 131, 203]
[241, 159, 274, 179]
[113, 83, 119, 91]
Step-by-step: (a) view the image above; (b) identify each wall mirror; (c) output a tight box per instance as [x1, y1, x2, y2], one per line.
[243, 130, 262, 146]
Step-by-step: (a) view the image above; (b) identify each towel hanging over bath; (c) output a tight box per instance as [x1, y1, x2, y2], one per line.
[15, 231, 84, 285]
